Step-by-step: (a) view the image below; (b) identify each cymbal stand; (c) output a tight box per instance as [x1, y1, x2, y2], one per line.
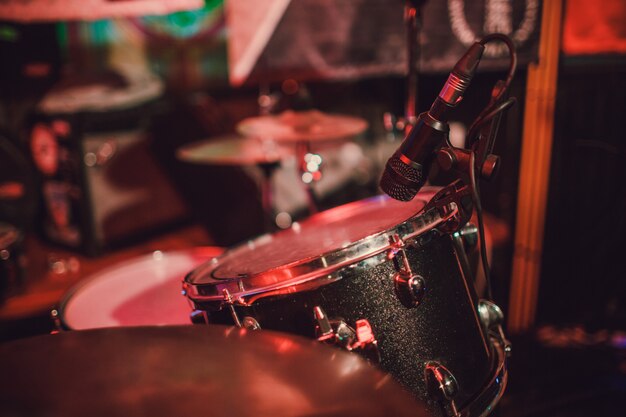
[383, 0, 426, 140]
[405, 0, 426, 126]
[296, 140, 321, 215]
[258, 160, 281, 231]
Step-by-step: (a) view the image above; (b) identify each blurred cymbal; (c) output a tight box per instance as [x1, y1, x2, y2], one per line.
[0, 326, 429, 417]
[176, 135, 291, 166]
[237, 110, 368, 142]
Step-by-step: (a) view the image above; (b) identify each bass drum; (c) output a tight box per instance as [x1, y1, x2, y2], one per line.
[184, 189, 507, 416]
[58, 247, 222, 330]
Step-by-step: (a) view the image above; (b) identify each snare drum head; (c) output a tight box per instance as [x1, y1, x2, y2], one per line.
[187, 189, 439, 296]
[61, 247, 222, 329]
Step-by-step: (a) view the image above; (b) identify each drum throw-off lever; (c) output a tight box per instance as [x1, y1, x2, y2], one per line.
[313, 306, 381, 364]
[388, 234, 427, 308]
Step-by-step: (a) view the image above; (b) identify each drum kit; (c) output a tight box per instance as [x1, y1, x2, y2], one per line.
[53, 247, 223, 330]
[177, 109, 370, 224]
[1, 33, 518, 417]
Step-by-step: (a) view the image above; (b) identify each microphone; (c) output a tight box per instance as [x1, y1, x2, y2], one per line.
[380, 42, 485, 201]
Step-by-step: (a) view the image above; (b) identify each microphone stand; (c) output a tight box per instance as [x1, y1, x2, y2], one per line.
[405, 0, 426, 128]
[383, 0, 426, 141]
[431, 90, 514, 356]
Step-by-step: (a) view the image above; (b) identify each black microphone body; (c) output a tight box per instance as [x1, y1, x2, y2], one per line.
[380, 42, 485, 201]
[380, 112, 449, 201]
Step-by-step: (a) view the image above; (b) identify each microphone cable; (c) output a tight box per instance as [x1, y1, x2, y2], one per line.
[466, 33, 517, 303]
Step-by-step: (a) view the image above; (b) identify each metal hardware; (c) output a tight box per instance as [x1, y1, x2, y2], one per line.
[189, 310, 208, 325]
[478, 300, 503, 329]
[389, 235, 427, 308]
[478, 300, 512, 357]
[222, 289, 242, 328]
[386, 233, 404, 260]
[457, 222, 479, 249]
[314, 306, 334, 341]
[354, 319, 381, 363]
[47, 254, 80, 275]
[424, 361, 460, 417]
[394, 274, 426, 308]
[435, 147, 499, 182]
[314, 306, 357, 349]
[423, 180, 473, 234]
[383, 112, 414, 141]
[481, 154, 500, 181]
[83, 140, 117, 167]
[333, 320, 357, 349]
[500, 326, 513, 357]
[458, 336, 508, 417]
[184, 194, 445, 308]
[436, 147, 472, 173]
[50, 309, 63, 333]
[242, 316, 261, 330]
[313, 306, 380, 363]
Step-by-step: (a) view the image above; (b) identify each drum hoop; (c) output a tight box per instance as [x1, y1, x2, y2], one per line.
[461, 338, 508, 417]
[56, 247, 222, 329]
[184, 202, 457, 306]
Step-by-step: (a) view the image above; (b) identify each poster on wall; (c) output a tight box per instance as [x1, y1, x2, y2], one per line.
[63, 1, 228, 90]
[0, 0, 203, 21]
[227, 0, 542, 86]
[60, 0, 543, 89]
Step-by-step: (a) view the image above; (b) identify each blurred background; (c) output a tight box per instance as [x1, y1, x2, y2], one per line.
[0, 1, 625, 416]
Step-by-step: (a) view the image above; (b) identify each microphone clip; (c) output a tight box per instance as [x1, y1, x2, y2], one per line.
[423, 180, 474, 234]
[436, 146, 501, 183]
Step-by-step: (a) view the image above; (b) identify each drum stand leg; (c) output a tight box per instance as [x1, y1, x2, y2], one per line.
[50, 309, 64, 334]
[296, 140, 320, 215]
[259, 162, 279, 231]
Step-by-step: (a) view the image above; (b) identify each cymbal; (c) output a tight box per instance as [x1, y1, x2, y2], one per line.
[0, 326, 429, 417]
[237, 110, 368, 142]
[176, 135, 292, 166]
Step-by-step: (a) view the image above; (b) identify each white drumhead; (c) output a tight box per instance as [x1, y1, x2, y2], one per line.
[61, 247, 222, 330]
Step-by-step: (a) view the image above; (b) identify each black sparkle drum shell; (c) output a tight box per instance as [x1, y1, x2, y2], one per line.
[184, 192, 495, 411]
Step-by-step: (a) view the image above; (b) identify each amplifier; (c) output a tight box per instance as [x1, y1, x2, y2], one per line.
[28, 73, 188, 255]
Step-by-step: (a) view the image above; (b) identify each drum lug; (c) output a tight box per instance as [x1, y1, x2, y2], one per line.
[424, 361, 460, 417]
[222, 289, 242, 328]
[386, 233, 405, 261]
[313, 306, 380, 364]
[388, 234, 427, 308]
[394, 272, 426, 308]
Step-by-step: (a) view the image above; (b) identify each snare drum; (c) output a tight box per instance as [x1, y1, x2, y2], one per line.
[184, 191, 506, 416]
[59, 247, 222, 330]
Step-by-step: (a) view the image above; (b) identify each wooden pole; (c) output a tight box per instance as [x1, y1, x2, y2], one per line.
[508, 0, 563, 333]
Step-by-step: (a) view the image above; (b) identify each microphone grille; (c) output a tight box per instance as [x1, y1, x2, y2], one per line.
[379, 155, 424, 201]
